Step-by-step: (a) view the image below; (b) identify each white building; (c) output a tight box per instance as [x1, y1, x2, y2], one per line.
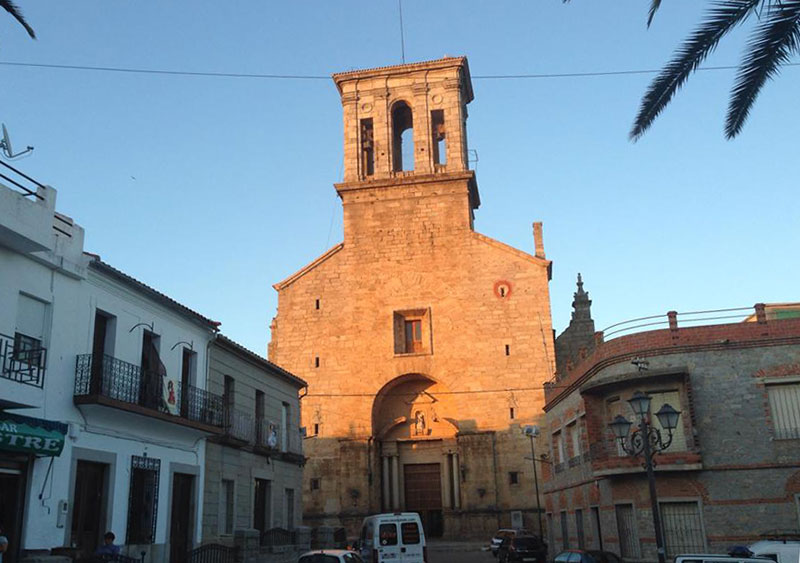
[0, 163, 225, 563]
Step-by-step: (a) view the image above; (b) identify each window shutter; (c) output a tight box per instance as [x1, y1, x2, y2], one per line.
[767, 383, 800, 439]
[16, 294, 47, 339]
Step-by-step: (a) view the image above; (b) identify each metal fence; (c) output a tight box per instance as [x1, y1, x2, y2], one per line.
[225, 408, 255, 442]
[260, 527, 296, 548]
[75, 353, 224, 427]
[0, 332, 46, 388]
[188, 543, 238, 563]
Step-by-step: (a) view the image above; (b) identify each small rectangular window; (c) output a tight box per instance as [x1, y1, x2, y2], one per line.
[767, 382, 800, 439]
[615, 503, 639, 558]
[509, 471, 519, 485]
[509, 407, 515, 420]
[394, 309, 430, 355]
[431, 110, 446, 166]
[310, 478, 320, 491]
[505, 344, 510, 356]
[379, 523, 398, 546]
[660, 501, 705, 556]
[361, 118, 375, 176]
[315, 356, 320, 368]
[404, 320, 422, 353]
[220, 479, 234, 534]
[575, 508, 585, 549]
[315, 298, 320, 310]
[313, 423, 319, 436]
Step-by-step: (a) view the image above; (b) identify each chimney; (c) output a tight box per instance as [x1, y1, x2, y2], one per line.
[533, 222, 545, 259]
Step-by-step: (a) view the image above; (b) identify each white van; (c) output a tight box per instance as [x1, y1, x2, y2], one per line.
[749, 540, 800, 563]
[357, 512, 427, 563]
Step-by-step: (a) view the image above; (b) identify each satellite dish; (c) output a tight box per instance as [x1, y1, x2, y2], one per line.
[523, 425, 540, 437]
[0, 123, 34, 159]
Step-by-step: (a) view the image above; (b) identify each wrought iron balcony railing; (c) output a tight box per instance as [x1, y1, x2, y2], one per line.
[224, 407, 254, 442]
[255, 417, 280, 451]
[1, 333, 46, 388]
[74, 353, 224, 427]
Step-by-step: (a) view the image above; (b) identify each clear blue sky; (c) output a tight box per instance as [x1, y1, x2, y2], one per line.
[2, 1, 797, 355]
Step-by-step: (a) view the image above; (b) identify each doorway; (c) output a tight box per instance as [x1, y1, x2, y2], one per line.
[0, 456, 29, 563]
[169, 473, 194, 563]
[71, 460, 108, 558]
[253, 478, 271, 534]
[403, 463, 443, 537]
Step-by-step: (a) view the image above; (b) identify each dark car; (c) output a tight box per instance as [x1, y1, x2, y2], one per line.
[492, 529, 532, 557]
[553, 549, 623, 563]
[498, 535, 548, 563]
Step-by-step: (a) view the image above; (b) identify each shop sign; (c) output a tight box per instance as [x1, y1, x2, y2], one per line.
[0, 412, 67, 456]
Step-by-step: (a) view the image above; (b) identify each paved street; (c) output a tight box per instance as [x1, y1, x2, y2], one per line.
[427, 542, 493, 563]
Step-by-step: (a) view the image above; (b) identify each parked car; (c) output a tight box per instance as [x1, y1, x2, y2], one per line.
[356, 512, 426, 563]
[673, 554, 772, 563]
[491, 529, 532, 557]
[553, 549, 622, 563]
[497, 535, 547, 563]
[749, 539, 800, 563]
[298, 550, 364, 563]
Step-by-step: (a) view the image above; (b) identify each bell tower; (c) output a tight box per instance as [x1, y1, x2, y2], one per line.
[333, 56, 474, 180]
[332, 57, 480, 245]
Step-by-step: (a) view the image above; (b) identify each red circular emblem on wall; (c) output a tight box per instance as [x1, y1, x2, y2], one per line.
[494, 280, 512, 299]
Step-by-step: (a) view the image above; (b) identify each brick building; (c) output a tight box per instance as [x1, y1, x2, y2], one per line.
[268, 57, 555, 537]
[543, 292, 800, 561]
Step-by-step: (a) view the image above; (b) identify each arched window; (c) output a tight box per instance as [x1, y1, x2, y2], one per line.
[391, 102, 414, 172]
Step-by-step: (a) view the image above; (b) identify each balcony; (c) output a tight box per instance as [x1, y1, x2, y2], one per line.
[74, 353, 224, 433]
[0, 161, 56, 254]
[255, 417, 280, 452]
[1, 333, 46, 388]
[223, 407, 255, 443]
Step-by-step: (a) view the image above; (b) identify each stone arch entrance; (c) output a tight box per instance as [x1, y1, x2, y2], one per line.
[372, 374, 460, 537]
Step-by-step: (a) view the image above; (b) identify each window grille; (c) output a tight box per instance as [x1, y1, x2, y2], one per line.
[615, 503, 639, 558]
[661, 501, 705, 556]
[767, 383, 800, 439]
[126, 455, 160, 544]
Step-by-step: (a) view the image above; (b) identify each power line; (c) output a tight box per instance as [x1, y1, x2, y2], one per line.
[2, 59, 798, 82]
[0, 60, 329, 80]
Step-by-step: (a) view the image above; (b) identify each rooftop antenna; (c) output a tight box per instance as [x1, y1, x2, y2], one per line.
[1, 123, 34, 159]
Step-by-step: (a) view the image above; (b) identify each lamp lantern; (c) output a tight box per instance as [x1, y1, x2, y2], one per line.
[628, 390, 652, 417]
[655, 403, 681, 432]
[609, 415, 633, 440]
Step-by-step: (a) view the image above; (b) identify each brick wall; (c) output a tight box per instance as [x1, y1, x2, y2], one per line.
[543, 316, 800, 560]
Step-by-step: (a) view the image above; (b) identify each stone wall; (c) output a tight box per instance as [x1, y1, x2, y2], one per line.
[544, 316, 800, 560]
[270, 58, 555, 537]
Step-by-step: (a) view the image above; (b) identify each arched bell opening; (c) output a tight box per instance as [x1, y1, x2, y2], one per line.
[391, 101, 414, 172]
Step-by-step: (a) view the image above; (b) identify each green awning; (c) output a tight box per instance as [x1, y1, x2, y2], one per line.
[0, 412, 68, 456]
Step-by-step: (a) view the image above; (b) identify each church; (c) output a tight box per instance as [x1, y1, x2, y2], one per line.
[269, 56, 555, 538]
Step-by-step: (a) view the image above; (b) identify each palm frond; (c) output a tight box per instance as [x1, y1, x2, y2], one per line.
[725, 0, 800, 138]
[630, 0, 762, 140]
[647, 0, 663, 28]
[0, 0, 35, 38]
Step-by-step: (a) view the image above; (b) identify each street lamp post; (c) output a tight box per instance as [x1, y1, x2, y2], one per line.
[609, 391, 681, 563]
[523, 425, 543, 537]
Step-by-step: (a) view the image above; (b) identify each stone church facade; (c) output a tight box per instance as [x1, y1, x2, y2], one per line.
[269, 57, 555, 538]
